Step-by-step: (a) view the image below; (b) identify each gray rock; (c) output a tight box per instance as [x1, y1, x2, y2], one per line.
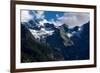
[60, 26, 74, 47]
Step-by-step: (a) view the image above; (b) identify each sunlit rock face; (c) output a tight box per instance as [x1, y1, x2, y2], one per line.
[59, 25, 74, 47]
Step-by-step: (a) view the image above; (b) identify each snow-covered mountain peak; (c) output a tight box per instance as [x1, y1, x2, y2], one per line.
[29, 26, 54, 41]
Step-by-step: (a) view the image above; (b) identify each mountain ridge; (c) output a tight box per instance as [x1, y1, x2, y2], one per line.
[21, 20, 90, 62]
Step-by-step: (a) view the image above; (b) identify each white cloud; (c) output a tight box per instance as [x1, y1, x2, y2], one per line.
[21, 10, 46, 26]
[57, 12, 90, 28]
[21, 10, 89, 29]
[56, 14, 60, 18]
[39, 19, 48, 26]
[35, 11, 45, 19]
[36, 11, 44, 15]
[55, 20, 63, 27]
[49, 19, 63, 28]
[21, 11, 33, 22]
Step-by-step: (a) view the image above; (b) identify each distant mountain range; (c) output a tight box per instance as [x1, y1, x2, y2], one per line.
[21, 19, 90, 62]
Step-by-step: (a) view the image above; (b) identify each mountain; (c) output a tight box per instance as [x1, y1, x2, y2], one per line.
[43, 22, 90, 60]
[21, 19, 90, 62]
[62, 22, 90, 60]
[21, 24, 64, 63]
[44, 23, 56, 30]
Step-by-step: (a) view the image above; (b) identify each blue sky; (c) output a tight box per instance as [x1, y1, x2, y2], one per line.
[44, 11, 64, 21]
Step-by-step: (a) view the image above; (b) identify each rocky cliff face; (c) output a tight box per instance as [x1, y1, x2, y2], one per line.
[60, 25, 74, 47]
[44, 22, 89, 60]
[21, 24, 64, 63]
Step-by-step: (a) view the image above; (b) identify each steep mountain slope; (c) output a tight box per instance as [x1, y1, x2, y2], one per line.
[45, 22, 89, 60]
[21, 19, 90, 62]
[21, 24, 64, 63]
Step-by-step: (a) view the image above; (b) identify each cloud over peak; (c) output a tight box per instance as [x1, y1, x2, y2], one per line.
[57, 12, 90, 28]
[21, 10, 90, 28]
[21, 11, 33, 22]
